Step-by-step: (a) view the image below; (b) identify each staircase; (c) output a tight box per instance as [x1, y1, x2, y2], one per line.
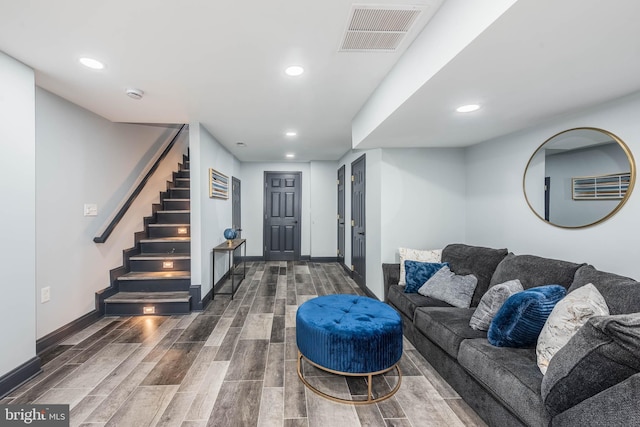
[98, 153, 193, 316]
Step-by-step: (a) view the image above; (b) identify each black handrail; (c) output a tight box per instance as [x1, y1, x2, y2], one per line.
[94, 124, 187, 243]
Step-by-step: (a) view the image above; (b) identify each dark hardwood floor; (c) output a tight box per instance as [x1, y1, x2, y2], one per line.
[1, 262, 486, 427]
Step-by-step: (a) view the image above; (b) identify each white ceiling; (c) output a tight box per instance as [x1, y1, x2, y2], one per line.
[2, 0, 640, 162]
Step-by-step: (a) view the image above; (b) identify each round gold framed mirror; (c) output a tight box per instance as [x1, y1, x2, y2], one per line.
[523, 127, 635, 228]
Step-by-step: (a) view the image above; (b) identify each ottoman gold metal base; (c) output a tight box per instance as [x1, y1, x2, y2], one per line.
[296, 350, 402, 405]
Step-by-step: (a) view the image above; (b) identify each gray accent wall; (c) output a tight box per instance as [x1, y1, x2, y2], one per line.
[0, 51, 37, 379]
[466, 92, 640, 280]
[35, 88, 188, 339]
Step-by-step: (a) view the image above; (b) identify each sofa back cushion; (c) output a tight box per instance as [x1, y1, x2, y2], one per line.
[441, 244, 508, 307]
[489, 253, 583, 290]
[569, 265, 640, 314]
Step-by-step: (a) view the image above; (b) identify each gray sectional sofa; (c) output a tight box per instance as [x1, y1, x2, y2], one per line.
[383, 243, 640, 427]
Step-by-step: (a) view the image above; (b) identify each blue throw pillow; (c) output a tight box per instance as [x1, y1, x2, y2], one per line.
[404, 260, 449, 293]
[488, 285, 567, 347]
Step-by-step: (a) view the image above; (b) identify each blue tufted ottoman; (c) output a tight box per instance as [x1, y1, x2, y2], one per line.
[296, 294, 403, 404]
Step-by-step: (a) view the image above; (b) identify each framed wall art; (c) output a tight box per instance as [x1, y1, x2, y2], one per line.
[209, 168, 229, 199]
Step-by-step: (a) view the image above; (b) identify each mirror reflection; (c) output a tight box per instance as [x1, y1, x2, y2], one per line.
[523, 127, 635, 228]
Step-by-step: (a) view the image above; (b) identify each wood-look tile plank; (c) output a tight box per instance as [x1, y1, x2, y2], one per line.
[141, 329, 183, 363]
[284, 419, 309, 427]
[113, 315, 167, 343]
[239, 313, 273, 340]
[257, 387, 284, 427]
[285, 305, 297, 328]
[177, 346, 218, 393]
[177, 315, 220, 342]
[11, 364, 80, 404]
[285, 327, 297, 361]
[142, 341, 204, 386]
[270, 315, 285, 343]
[284, 360, 306, 419]
[183, 361, 229, 421]
[305, 377, 359, 427]
[87, 346, 154, 397]
[175, 312, 200, 329]
[104, 385, 178, 427]
[230, 306, 250, 327]
[264, 343, 285, 388]
[204, 317, 233, 347]
[206, 380, 262, 427]
[355, 403, 386, 427]
[384, 418, 413, 427]
[69, 394, 106, 427]
[250, 296, 276, 313]
[274, 298, 286, 315]
[39, 345, 75, 366]
[405, 349, 459, 398]
[83, 362, 157, 423]
[224, 339, 269, 381]
[445, 398, 488, 427]
[34, 387, 92, 409]
[156, 391, 196, 427]
[56, 344, 139, 389]
[393, 376, 465, 427]
[213, 328, 241, 361]
[60, 318, 123, 346]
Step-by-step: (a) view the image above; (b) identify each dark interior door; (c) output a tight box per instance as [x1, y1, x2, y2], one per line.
[544, 176, 550, 221]
[232, 177, 241, 237]
[351, 155, 366, 288]
[337, 165, 345, 265]
[264, 171, 301, 261]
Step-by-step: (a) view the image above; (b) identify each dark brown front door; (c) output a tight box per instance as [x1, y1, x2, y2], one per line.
[264, 171, 301, 261]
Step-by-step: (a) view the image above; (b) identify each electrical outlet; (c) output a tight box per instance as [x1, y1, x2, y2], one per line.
[84, 204, 98, 216]
[41, 287, 51, 303]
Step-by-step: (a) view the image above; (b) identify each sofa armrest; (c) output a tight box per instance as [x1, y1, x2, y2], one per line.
[382, 263, 400, 302]
[552, 373, 640, 427]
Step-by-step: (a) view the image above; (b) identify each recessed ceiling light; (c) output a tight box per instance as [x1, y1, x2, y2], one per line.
[236, 142, 246, 147]
[79, 57, 105, 70]
[285, 65, 304, 76]
[456, 104, 481, 113]
[285, 153, 295, 158]
[285, 131, 297, 137]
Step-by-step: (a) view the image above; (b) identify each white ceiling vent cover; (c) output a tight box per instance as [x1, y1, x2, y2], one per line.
[339, 5, 423, 52]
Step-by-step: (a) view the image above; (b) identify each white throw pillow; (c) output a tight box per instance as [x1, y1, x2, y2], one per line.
[398, 247, 442, 285]
[536, 283, 609, 374]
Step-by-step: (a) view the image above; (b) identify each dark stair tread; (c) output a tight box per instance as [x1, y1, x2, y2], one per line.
[118, 271, 191, 280]
[147, 223, 190, 227]
[105, 291, 190, 304]
[139, 237, 191, 243]
[129, 253, 191, 260]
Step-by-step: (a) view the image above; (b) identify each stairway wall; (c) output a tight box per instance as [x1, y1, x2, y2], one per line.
[188, 123, 240, 297]
[0, 51, 37, 380]
[35, 88, 188, 339]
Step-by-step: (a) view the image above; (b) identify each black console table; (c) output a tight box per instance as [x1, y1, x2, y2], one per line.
[212, 239, 246, 299]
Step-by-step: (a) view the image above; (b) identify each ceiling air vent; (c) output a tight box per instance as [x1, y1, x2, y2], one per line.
[339, 5, 423, 52]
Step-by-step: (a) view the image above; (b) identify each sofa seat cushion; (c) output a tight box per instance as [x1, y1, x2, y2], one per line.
[490, 253, 583, 290]
[458, 339, 550, 427]
[414, 307, 486, 358]
[387, 284, 452, 321]
[441, 244, 508, 307]
[569, 265, 640, 314]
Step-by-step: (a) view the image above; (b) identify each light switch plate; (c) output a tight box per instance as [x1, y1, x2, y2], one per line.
[84, 204, 98, 216]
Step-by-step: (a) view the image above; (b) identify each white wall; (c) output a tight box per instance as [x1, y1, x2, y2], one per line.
[466, 91, 640, 279]
[380, 148, 467, 263]
[240, 162, 312, 257]
[35, 88, 188, 338]
[0, 51, 37, 378]
[310, 161, 338, 258]
[189, 123, 239, 296]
